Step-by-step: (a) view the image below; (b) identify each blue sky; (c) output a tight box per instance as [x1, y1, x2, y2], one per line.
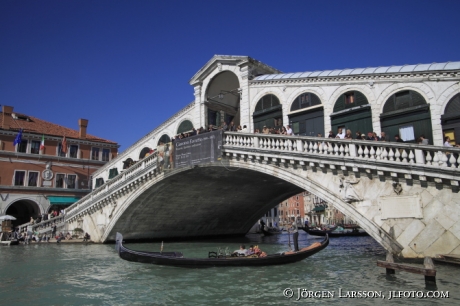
[1, 0, 459, 152]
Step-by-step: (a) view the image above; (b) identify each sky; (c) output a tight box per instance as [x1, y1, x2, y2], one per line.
[1, 0, 459, 152]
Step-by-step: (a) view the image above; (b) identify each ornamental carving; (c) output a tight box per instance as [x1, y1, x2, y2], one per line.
[339, 175, 363, 203]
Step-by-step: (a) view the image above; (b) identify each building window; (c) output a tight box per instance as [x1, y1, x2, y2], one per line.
[95, 177, 104, 188]
[102, 149, 110, 162]
[91, 147, 100, 160]
[69, 145, 79, 158]
[56, 174, 65, 188]
[14, 170, 26, 186]
[67, 174, 77, 189]
[17, 140, 28, 153]
[28, 171, 39, 187]
[30, 140, 40, 154]
[58, 143, 66, 157]
[345, 93, 355, 105]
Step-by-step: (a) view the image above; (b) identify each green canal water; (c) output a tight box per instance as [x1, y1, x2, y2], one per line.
[0, 232, 459, 305]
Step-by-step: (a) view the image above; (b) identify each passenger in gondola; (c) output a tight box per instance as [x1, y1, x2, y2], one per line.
[233, 245, 248, 256]
[247, 245, 255, 255]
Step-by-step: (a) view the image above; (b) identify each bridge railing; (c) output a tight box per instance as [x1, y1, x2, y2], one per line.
[65, 151, 160, 219]
[223, 132, 460, 170]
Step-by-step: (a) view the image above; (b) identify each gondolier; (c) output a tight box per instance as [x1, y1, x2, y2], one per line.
[291, 219, 299, 252]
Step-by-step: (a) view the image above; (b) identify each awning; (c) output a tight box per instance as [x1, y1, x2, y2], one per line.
[47, 196, 81, 205]
[312, 205, 326, 212]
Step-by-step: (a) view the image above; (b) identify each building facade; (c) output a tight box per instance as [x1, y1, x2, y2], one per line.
[278, 192, 305, 227]
[0, 105, 119, 226]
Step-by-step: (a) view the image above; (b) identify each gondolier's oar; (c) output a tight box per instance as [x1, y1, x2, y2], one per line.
[288, 229, 292, 251]
[160, 241, 163, 254]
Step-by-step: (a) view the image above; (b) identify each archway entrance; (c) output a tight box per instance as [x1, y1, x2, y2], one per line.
[331, 91, 372, 137]
[441, 93, 460, 145]
[253, 94, 282, 133]
[5, 200, 41, 226]
[205, 71, 241, 128]
[289, 92, 324, 136]
[380, 90, 432, 143]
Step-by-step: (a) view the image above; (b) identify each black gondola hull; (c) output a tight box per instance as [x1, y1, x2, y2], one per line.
[115, 233, 328, 267]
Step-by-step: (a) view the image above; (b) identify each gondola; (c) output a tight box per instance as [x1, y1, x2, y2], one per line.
[301, 227, 368, 237]
[115, 232, 329, 267]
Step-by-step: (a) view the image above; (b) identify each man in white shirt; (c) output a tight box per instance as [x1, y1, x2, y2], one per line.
[335, 128, 346, 139]
[241, 125, 248, 133]
[286, 125, 293, 136]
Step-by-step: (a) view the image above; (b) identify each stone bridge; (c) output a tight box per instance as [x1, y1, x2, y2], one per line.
[63, 55, 460, 258]
[65, 132, 460, 258]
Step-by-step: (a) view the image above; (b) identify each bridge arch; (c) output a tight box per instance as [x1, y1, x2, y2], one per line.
[441, 92, 460, 143]
[100, 161, 401, 254]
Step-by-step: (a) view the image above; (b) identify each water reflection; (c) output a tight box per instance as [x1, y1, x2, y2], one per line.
[0, 232, 459, 305]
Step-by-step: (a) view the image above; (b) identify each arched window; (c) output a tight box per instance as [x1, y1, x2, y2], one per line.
[380, 90, 431, 144]
[177, 120, 194, 134]
[383, 90, 426, 113]
[123, 158, 134, 170]
[290, 92, 321, 112]
[441, 93, 460, 146]
[157, 134, 171, 145]
[333, 91, 368, 112]
[255, 94, 280, 112]
[444, 93, 460, 115]
[139, 147, 152, 159]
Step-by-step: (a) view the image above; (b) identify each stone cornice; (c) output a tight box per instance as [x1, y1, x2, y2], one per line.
[0, 185, 91, 193]
[249, 71, 460, 87]
[0, 155, 104, 169]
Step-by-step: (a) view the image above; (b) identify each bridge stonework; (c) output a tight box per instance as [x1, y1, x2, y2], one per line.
[65, 132, 460, 259]
[64, 56, 460, 259]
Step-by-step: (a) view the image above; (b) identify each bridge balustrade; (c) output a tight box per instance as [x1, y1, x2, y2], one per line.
[65, 152, 159, 220]
[224, 133, 460, 170]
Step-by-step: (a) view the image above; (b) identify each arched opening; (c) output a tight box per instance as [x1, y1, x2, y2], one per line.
[380, 90, 432, 144]
[441, 93, 460, 145]
[331, 91, 372, 137]
[205, 71, 240, 128]
[123, 158, 134, 170]
[157, 134, 171, 145]
[288, 92, 323, 136]
[139, 147, 152, 159]
[177, 120, 194, 134]
[5, 200, 40, 226]
[253, 94, 282, 132]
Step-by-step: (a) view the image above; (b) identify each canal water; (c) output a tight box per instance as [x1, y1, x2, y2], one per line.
[0, 232, 458, 305]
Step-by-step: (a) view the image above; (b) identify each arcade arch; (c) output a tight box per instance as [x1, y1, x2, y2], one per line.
[253, 94, 282, 132]
[331, 91, 372, 137]
[204, 71, 241, 128]
[288, 92, 323, 137]
[380, 90, 433, 144]
[177, 120, 194, 134]
[441, 93, 460, 145]
[5, 199, 41, 226]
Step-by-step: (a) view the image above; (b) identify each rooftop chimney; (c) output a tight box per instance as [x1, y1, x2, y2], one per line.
[2, 105, 13, 130]
[79, 119, 88, 139]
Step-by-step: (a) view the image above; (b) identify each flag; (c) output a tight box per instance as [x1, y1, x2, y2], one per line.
[13, 129, 23, 146]
[40, 135, 45, 151]
[62, 136, 67, 154]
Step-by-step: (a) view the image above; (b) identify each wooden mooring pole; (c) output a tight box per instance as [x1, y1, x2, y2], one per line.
[377, 252, 437, 289]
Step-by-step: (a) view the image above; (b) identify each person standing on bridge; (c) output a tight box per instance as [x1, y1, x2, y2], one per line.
[286, 125, 293, 136]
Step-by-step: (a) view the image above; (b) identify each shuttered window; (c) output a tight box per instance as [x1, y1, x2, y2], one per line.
[383, 90, 426, 113]
[255, 94, 280, 112]
[291, 93, 321, 112]
[333, 91, 368, 112]
[444, 93, 460, 115]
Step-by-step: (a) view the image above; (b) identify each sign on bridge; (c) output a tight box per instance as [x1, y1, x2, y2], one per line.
[173, 130, 223, 169]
